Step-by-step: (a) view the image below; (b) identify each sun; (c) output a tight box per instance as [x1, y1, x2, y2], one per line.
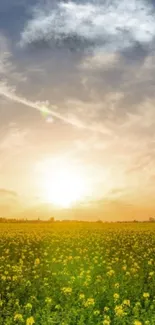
[39, 158, 87, 208]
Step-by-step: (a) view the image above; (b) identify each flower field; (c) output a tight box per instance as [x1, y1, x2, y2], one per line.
[0, 222, 155, 325]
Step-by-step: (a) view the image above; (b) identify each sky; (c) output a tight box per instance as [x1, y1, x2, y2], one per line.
[1, 0, 155, 219]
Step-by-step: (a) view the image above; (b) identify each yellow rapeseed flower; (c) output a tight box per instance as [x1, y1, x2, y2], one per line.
[45, 297, 52, 304]
[79, 293, 85, 300]
[107, 269, 115, 277]
[122, 265, 127, 271]
[133, 321, 142, 325]
[103, 320, 111, 325]
[26, 316, 35, 325]
[1, 275, 6, 281]
[104, 306, 109, 312]
[93, 310, 100, 316]
[123, 299, 130, 306]
[25, 303, 32, 310]
[115, 305, 125, 317]
[62, 287, 72, 294]
[113, 293, 119, 300]
[34, 258, 40, 266]
[13, 275, 18, 281]
[114, 282, 119, 288]
[84, 298, 95, 307]
[143, 292, 150, 298]
[103, 316, 111, 325]
[149, 271, 154, 277]
[14, 313, 23, 322]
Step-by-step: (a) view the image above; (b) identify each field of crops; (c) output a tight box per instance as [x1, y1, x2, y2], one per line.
[0, 222, 155, 325]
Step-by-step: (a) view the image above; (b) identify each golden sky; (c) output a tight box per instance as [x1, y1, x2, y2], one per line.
[0, 0, 155, 219]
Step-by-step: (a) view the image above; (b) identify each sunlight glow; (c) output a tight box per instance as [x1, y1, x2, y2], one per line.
[39, 157, 87, 208]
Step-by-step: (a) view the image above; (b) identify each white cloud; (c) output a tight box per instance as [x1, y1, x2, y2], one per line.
[0, 34, 12, 75]
[81, 50, 118, 69]
[0, 125, 29, 170]
[0, 82, 112, 135]
[0, 32, 112, 136]
[20, 0, 155, 51]
[0, 129, 28, 150]
[0, 32, 27, 85]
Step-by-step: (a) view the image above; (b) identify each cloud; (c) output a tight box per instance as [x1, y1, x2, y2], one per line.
[0, 189, 18, 197]
[0, 31, 112, 136]
[79, 46, 155, 117]
[0, 126, 28, 151]
[81, 50, 118, 70]
[0, 125, 29, 170]
[0, 34, 12, 75]
[20, 0, 155, 52]
[0, 188, 23, 218]
[0, 81, 112, 135]
[0, 32, 27, 91]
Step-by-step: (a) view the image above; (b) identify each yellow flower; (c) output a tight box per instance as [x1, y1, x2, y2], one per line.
[107, 269, 115, 277]
[103, 320, 111, 325]
[133, 321, 142, 325]
[14, 313, 23, 322]
[62, 287, 72, 294]
[125, 271, 130, 276]
[68, 255, 72, 260]
[45, 297, 52, 304]
[143, 292, 150, 298]
[26, 316, 35, 325]
[84, 298, 95, 307]
[122, 265, 127, 271]
[114, 282, 119, 289]
[113, 293, 119, 300]
[103, 316, 111, 325]
[123, 299, 130, 306]
[79, 293, 85, 300]
[13, 275, 18, 281]
[115, 305, 125, 317]
[93, 310, 100, 316]
[25, 303, 32, 310]
[34, 258, 40, 266]
[149, 271, 154, 277]
[104, 306, 110, 312]
[1, 275, 6, 281]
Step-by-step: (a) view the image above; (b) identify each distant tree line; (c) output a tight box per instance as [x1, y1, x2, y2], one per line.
[0, 217, 55, 223]
[0, 217, 155, 223]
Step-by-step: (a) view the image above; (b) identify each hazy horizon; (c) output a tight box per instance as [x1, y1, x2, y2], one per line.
[0, 187, 155, 222]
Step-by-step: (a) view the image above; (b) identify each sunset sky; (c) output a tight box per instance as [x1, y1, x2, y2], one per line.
[1, 0, 155, 219]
